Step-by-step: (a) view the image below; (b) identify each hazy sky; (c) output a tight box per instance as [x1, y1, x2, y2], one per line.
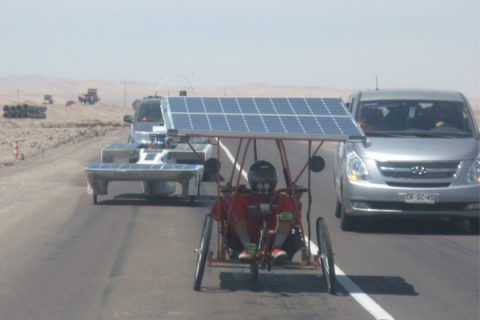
[0, 0, 479, 96]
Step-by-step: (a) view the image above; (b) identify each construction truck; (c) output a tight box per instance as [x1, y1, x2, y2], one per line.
[43, 94, 54, 104]
[79, 88, 100, 105]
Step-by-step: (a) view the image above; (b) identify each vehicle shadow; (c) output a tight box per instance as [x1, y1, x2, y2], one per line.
[95, 193, 217, 208]
[347, 216, 477, 235]
[204, 272, 417, 296]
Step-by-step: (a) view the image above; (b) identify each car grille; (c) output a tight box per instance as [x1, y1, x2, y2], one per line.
[378, 161, 460, 179]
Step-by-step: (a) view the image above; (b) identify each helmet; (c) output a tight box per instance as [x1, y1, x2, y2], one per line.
[248, 160, 277, 193]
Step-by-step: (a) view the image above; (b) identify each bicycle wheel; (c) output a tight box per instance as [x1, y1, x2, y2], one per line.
[316, 217, 336, 294]
[193, 214, 213, 291]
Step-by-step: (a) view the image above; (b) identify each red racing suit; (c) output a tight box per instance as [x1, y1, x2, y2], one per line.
[211, 192, 299, 244]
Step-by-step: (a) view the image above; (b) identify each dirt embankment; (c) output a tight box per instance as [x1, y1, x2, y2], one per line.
[0, 102, 129, 166]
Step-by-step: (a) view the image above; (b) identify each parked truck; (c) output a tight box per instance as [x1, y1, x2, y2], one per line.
[79, 88, 99, 105]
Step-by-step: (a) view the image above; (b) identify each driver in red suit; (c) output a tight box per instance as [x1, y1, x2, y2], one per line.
[212, 160, 299, 262]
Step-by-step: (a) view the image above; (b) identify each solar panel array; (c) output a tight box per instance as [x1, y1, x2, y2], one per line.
[85, 163, 202, 172]
[163, 97, 363, 140]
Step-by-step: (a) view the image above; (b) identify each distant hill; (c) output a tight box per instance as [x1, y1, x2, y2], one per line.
[0, 75, 352, 108]
[0, 75, 477, 111]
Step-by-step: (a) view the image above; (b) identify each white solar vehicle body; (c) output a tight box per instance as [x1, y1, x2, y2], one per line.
[86, 102, 213, 204]
[85, 141, 212, 202]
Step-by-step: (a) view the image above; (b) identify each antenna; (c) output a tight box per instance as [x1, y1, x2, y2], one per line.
[375, 76, 379, 91]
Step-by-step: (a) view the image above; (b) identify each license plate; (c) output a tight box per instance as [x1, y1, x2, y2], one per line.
[404, 193, 437, 204]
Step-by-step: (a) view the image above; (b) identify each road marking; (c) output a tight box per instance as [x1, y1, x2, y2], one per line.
[219, 141, 396, 320]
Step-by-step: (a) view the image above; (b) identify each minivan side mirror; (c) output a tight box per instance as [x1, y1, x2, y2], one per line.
[123, 115, 133, 123]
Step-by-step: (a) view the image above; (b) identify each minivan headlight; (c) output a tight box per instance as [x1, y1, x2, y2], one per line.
[467, 154, 480, 184]
[346, 151, 371, 182]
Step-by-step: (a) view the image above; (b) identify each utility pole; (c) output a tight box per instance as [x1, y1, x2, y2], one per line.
[123, 79, 127, 108]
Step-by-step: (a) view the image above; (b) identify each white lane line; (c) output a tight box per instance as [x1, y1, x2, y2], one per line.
[307, 240, 395, 320]
[219, 141, 395, 320]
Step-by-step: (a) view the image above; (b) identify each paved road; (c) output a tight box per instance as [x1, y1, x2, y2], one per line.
[0, 138, 478, 320]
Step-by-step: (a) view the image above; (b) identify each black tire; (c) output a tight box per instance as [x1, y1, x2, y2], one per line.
[93, 194, 97, 205]
[340, 198, 356, 231]
[193, 214, 213, 291]
[334, 200, 341, 218]
[469, 218, 479, 234]
[316, 217, 336, 294]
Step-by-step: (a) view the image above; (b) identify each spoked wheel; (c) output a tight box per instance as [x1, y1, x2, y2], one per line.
[193, 214, 213, 291]
[316, 217, 336, 294]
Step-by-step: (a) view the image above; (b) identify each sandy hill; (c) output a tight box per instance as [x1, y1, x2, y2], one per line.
[0, 75, 354, 108]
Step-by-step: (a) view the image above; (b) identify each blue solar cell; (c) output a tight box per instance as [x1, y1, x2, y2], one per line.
[236, 98, 258, 114]
[226, 115, 248, 132]
[323, 98, 348, 116]
[334, 117, 361, 136]
[185, 98, 205, 113]
[287, 98, 312, 115]
[168, 97, 188, 113]
[305, 98, 330, 115]
[208, 114, 230, 132]
[271, 98, 294, 115]
[145, 153, 156, 161]
[220, 98, 242, 113]
[190, 114, 210, 131]
[262, 115, 285, 133]
[298, 116, 324, 134]
[203, 98, 223, 113]
[316, 117, 342, 135]
[243, 115, 268, 132]
[280, 116, 305, 134]
[172, 114, 192, 130]
[254, 98, 276, 114]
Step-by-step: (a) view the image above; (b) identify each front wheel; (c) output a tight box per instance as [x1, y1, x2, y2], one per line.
[340, 198, 357, 231]
[193, 214, 213, 291]
[316, 217, 336, 294]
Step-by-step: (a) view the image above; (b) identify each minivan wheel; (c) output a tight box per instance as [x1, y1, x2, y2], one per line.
[334, 201, 342, 218]
[340, 200, 356, 231]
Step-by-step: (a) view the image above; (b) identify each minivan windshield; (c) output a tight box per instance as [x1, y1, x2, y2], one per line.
[356, 100, 474, 138]
[136, 102, 164, 124]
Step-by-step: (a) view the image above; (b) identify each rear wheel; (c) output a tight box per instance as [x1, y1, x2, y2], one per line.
[193, 214, 213, 291]
[316, 217, 336, 294]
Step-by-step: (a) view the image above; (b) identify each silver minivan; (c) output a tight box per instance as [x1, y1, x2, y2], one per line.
[334, 89, 479, 232]
[124, 96, 166, 146]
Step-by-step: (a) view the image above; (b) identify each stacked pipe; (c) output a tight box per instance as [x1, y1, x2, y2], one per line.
[3, 104, 47, 119]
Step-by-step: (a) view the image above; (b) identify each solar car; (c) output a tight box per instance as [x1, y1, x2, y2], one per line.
[157, 96, 365, 293]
